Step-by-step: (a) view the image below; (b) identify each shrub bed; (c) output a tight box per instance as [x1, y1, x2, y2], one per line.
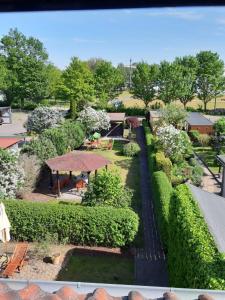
[155, 152, 172, 180]
[168, 184, 225, 289]
[152, 171, 172, 249]
[3, 200, 139, 247]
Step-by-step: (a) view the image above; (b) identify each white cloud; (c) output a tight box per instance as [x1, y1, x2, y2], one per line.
[73, 37, 104, 44]
[145, 8, 203, 21]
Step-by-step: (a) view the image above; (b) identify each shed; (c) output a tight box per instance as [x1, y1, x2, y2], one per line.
[0, 137, 23, 150]
[102, 113, 125, 137]
[147, 110, 162, 129]
[186, 112, 213, 134]
[0, 107, 12, 124]
[188, 183, 225, 253]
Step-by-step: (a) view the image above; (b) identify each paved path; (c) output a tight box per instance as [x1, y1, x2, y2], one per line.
[135, 126, 168, 286]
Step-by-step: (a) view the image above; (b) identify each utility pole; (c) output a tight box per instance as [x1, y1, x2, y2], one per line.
[129, 58, 132, 89]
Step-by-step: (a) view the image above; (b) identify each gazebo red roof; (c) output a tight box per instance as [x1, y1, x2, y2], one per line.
[46, 151, 111, 172]
[0, 137, 22, 149]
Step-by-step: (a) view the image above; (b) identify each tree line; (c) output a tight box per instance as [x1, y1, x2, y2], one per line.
[0, 28, 224, 114]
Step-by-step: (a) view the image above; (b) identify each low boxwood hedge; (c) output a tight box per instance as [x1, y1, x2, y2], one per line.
[155, 151, 172, 180]
[168, 185, 225, 289]
[3, 200, 139, 247]
[143, 120, 155, 171]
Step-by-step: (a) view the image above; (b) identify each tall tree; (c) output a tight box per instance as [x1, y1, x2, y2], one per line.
[196, 51, 225, 111]
[0, 28, 49, 107]
[61, 57, 95, 118]
[93, 60, 124, 108]
[45, 63, 62, 100]
[158, 61, 179, 104]
[131, 62, 159, 108]
[174, 56, 198, 108]
[0, 55, 8, 92]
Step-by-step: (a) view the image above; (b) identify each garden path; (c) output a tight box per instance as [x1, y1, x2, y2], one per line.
[135, 126, 168, 286]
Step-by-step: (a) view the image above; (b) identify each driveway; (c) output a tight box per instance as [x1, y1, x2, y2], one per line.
[0, 112, 27, 137]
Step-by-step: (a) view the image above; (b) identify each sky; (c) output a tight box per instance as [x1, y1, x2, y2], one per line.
[1, 7, 225, 69]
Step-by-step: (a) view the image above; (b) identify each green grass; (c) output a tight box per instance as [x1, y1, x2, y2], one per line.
[194, 146, 220, 174]
[57, 255, 134, 284]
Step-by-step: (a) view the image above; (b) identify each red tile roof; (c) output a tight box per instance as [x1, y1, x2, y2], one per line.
[0, 138, 22, 149]
[46, 151, 111, 172]
[0, 282, 215, 300]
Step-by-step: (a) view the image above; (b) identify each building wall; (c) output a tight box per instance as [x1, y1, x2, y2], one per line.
[188, 125, 214, 135]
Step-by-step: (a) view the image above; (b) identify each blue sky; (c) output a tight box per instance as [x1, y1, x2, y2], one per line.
[1, 7, 225, 69]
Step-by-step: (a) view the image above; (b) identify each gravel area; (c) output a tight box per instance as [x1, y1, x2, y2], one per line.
[0, 242, 122, 281]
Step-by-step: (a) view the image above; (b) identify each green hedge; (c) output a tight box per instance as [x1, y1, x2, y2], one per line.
[107, 106, 146, 116]
[152, 171, 172, 249]
[3, 200, 139, 247]
[155, 152, 172, 180]
[168, 185, 225, 289]
[143, 120, 155, 171]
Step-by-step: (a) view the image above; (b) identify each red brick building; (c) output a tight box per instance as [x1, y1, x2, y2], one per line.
[186, 112, 214, 135]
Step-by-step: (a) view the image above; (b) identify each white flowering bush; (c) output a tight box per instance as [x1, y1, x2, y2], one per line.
[156, 125, 193, 162]
[78, 106, 110, 134]
[25, 106, 62, 134]
[0, 149, 24, 198]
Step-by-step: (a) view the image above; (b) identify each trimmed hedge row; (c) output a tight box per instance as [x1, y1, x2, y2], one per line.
[168, 185, 225, 289]
[152, 171, 172, 249]
[155, 151, 172, 180]
[143, 120, 155, 171]
[3, 200, 139, 247]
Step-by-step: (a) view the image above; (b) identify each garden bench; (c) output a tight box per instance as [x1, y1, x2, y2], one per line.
[2, 242, 28, 278]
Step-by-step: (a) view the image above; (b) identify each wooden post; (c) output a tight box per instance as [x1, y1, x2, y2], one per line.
[105, 164, 108, 171]
[56, 171, 60, 196]
[95, 170, 97, 177]
[69, 171, 72, 180]
[50, 168, 53, 188]
[87, 171, 91, 183]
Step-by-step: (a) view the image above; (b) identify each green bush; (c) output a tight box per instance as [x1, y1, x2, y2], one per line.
[152, 171, 173, 249]
[189, 130, 200, 145]
[61, 121, 85, 150]
[198, 134, 211, 147]
[155, 152, 172, 180]
[21, 137, 58, 162]
[42, 127, 68, 155]
[3, 200, 139, 247]
[213, 117, 225, 135]
[83, 169, 133, 208]
[191, 165, 203, 186]
[168, 184, 225, 289]
[123, 142, 140, 157]
[107, 106, 146, 116]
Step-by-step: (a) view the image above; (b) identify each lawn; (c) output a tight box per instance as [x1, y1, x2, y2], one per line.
[194, 146, 220, 174]
[119, 91, 225, 110]
[57, 255, 134, 284]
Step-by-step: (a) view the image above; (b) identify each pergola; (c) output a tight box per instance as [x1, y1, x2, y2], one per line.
[45, 151, 111, 196]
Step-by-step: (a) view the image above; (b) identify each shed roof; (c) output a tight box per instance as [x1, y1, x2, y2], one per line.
[108, 113, 125, 122]
[187, 112, 213, 126]
[46, 151, 110, 172]
[188, 183, 225, 253]
[0, 137, 22, 149]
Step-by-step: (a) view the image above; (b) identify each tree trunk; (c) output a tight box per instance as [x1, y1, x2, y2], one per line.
[203, 101, 207, 112]
[214, 96, 217, 112]
[70, 99, 76, 119]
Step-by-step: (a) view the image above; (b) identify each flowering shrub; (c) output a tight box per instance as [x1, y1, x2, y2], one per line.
[156, 125, 193, 162]
[0, 149, 24, 198]
[78, 106, 110, 134]
[25, 106, 62, 133]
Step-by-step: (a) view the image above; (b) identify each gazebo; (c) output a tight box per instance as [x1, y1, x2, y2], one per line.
[45, 151, 111, 196]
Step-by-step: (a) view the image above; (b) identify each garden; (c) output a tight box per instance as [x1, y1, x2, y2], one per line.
[143, 107, 225, 290]
[0, 104, 142, 282]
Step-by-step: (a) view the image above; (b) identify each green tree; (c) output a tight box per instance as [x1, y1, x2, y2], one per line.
[174, 56, 198, 107]
[159, 103, 188, 129]
[158, 61, 179, 104]
[45, 63, 62, 100]
[196, 51, 225, 111]
[0, 28, 49, 107]
[0, 55, 8, 92]
[131, 62, 159, 108]
[61, 57, 95, 118]
[93, 60, 124, 108]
